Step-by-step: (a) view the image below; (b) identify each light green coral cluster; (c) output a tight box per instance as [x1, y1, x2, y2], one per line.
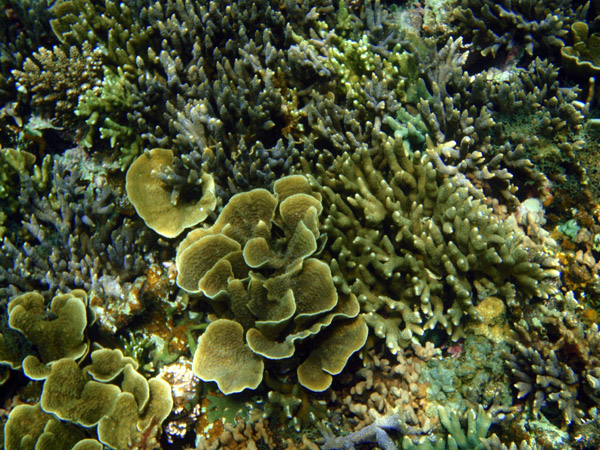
[76, 67, 142, 169]
[310, 129, 558, 354]
[325, 10, 423, 108]
[402, 406, 493, 450]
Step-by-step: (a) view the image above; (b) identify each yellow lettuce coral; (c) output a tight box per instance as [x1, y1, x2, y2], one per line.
[177, 175, 367, 393]
[126, 148, 216, 238]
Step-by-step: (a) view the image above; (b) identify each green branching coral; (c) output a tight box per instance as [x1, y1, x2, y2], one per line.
[309, 129, 558, 354]
[403, 405, 493, 450]
[76, 67, 142, 168]
[326, 34, 423, 107]
[176, 175, 368, 393]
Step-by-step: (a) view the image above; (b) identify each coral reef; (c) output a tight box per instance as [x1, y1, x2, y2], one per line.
[2, 0, 600, 449]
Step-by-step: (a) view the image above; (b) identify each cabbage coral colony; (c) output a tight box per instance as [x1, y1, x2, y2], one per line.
[0, 0, 599, 449]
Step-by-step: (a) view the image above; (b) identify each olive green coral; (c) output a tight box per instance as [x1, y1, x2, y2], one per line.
[126, 148, 217, 238]
[5, 290, 88, 369]
[561, 21, 600, 78]
[1, 288, 173, 450]
[192, 319, 264, 394]
[3, 402, 93, 450]
[310, 130, 558, 353]
[177, 175, 367, 392]
[7, 349, 173, 450]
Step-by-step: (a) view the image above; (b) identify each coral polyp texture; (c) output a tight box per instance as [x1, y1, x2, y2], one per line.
[177, 175, 368, 393]
[2, 0, 600, 448]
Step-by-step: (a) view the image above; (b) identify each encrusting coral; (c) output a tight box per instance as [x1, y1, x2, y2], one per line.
[176, 175, 368, 393]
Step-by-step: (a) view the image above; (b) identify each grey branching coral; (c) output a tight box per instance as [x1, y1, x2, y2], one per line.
[416, 39, 585, 206]
[505, 296, 600, 428]
[310, 128, 558, 354]
[453, 0, 588, 60]
[176, 175, 368, 393]
[0, 149, 150, 303]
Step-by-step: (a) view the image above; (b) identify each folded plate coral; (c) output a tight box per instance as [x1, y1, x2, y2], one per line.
[176, 175, 368, 393]
[126, 148, 217, 238]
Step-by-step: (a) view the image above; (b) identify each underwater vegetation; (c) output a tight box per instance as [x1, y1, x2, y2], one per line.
[1, 0, 600, 449]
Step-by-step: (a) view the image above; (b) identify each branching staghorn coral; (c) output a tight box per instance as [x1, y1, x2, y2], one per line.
[416, 38, 585, 206]
[12, 42, 103, 138]
[308, 127, 558, 354]
[505, 293, 600, 429]
[453, 0, 589, 61]
[0, 0, 56, 102]
[0, 148, 150, 303]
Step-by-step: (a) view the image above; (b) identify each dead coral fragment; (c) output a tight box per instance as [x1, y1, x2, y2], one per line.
[126, 148, 216, 238]
[179, 175, 366, 392]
